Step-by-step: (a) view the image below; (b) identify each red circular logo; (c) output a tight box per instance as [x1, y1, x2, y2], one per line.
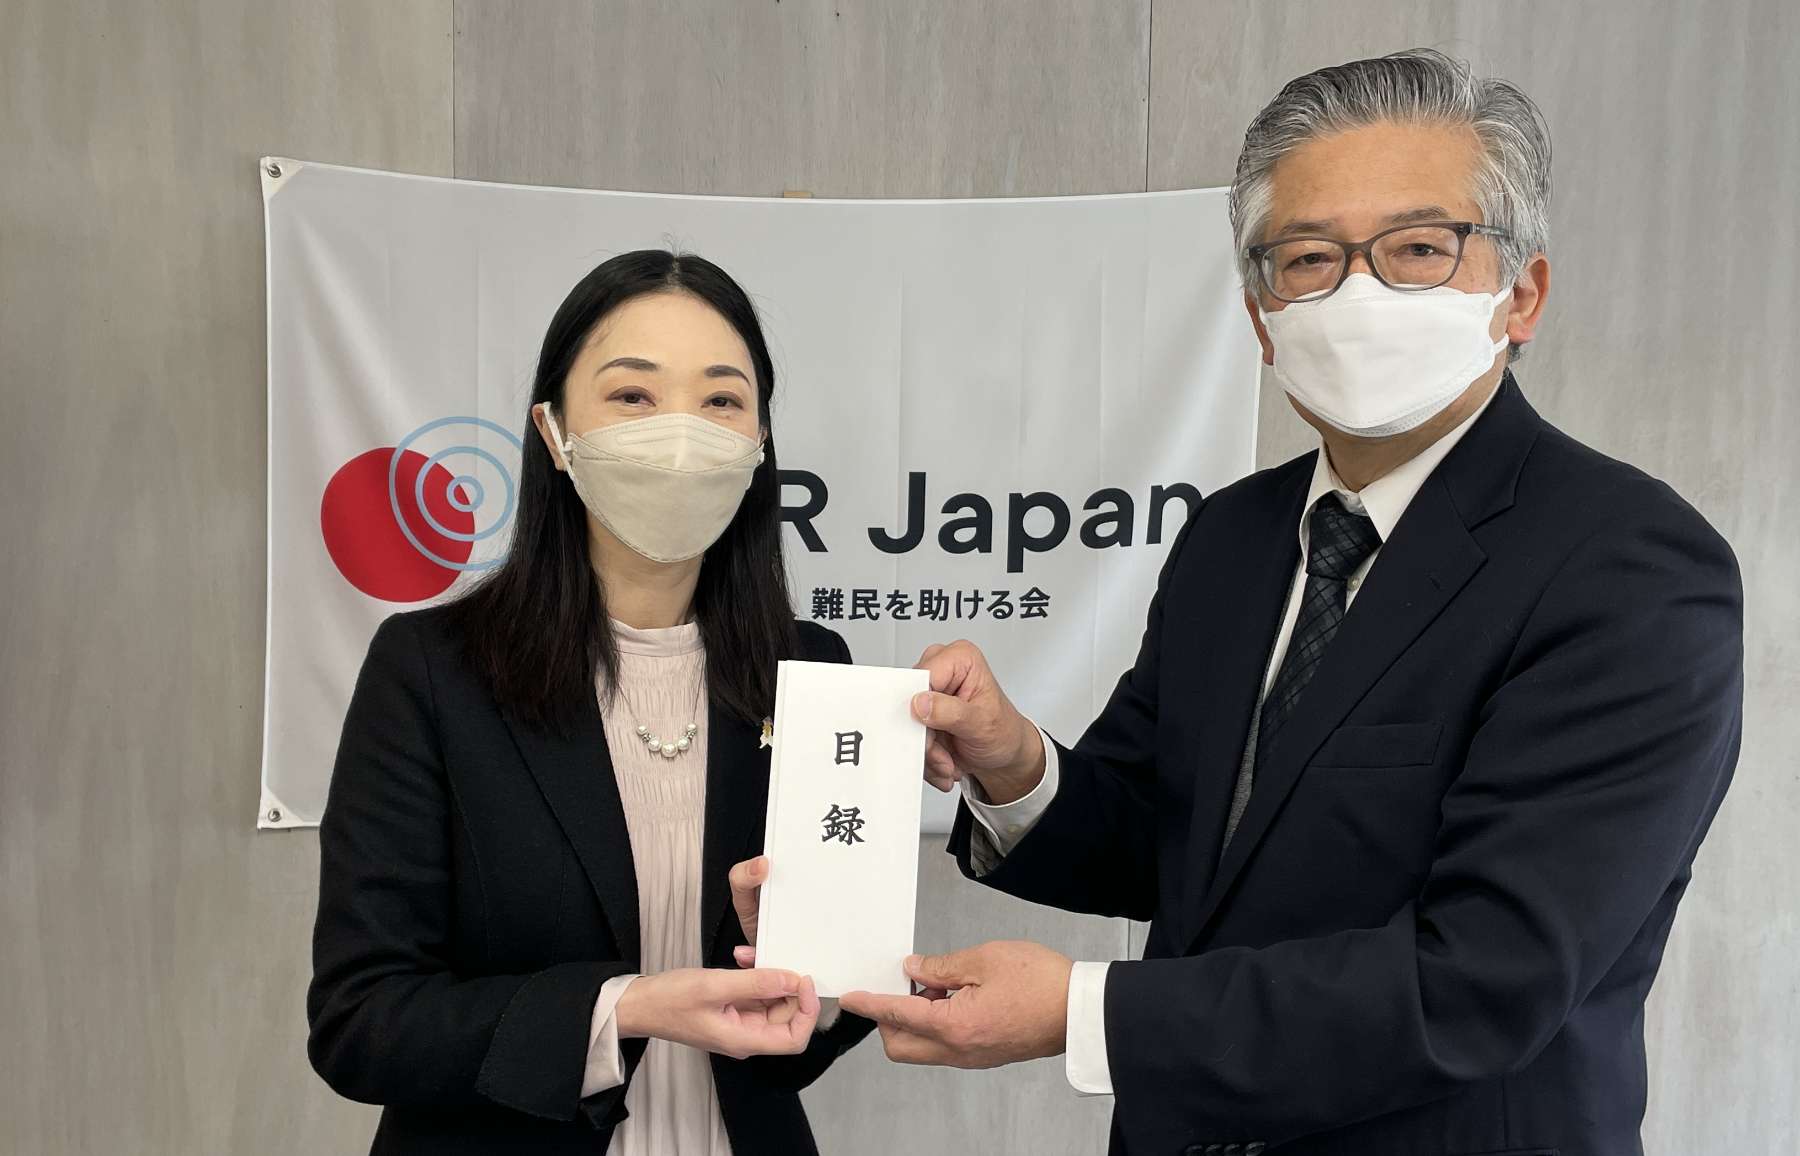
[320, 448, 474, 602]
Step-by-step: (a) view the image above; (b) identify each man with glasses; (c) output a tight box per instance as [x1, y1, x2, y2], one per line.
[842, 49, 1742, 1156]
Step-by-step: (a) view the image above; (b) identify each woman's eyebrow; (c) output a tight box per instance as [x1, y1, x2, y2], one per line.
[704, 364, 751, 383]
[595, 356, 659, 377]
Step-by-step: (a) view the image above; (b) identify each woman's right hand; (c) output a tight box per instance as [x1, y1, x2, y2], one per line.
[616, 967, 820, 1059]
[728, 855, 768, 968]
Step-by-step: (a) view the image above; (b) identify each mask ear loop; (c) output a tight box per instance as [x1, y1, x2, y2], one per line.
[537, 403, 574, 471]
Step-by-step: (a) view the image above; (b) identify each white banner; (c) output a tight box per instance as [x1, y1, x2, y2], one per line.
[260, 159, 1259, 831]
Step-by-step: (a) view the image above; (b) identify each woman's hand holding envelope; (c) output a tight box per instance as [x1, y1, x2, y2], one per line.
[615, 964, 820, 1060]
[729, 854, 768, 968]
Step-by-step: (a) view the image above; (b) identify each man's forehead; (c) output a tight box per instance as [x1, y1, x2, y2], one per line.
[1263, 121, 1484, 234]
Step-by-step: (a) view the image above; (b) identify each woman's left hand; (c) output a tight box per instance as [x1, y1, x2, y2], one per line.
[729, 855, 769, 968]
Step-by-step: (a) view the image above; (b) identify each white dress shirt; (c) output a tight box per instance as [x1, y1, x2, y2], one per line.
[963, 389, 1497, 1096]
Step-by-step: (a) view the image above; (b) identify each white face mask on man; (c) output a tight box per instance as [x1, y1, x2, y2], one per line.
[1260, 272, 1513, 438]
[539, 406, 765, 563]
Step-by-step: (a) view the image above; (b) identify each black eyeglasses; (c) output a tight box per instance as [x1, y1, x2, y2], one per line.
[1247, 220, 1509, 303]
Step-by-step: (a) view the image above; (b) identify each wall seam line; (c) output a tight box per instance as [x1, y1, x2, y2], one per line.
[1143, 0, 1154, 192]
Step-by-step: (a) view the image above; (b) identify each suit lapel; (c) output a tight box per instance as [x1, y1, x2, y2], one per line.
[1182, 477, 1486, 949]
[1173, 462, 1309, 933]
[503, 704, 641, 966]
[1181, 375, 1540, 952]
[700, 699, 770, 963]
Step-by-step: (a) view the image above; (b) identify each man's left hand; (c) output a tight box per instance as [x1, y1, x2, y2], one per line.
[839, 940, 1072, 1068]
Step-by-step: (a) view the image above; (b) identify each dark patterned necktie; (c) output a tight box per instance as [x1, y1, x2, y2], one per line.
[1255, 493, 1383, 771]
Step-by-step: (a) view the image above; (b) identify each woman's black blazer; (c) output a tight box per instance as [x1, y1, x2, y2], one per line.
[307, 605, 876, 1154]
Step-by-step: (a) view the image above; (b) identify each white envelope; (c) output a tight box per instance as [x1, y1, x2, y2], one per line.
[753, 660, 930, 996]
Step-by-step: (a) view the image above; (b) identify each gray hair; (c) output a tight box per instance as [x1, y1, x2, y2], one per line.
[1229, 48, 1552, 296]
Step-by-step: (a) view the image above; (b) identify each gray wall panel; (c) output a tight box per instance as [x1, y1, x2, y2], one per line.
[453, 0, 1151, 197]
[1150, 3, 1800, 1150]
[0, 2, 452, 1153]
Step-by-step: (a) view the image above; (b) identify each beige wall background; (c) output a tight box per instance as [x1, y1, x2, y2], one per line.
[2, 1, 1793, 1152]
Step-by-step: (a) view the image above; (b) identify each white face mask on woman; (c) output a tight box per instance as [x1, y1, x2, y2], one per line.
[540, 406, 765, 563]
[1261, 272, 1513, 438]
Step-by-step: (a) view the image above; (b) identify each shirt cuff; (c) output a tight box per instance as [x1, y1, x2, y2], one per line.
[1065, 961, 1114, 1096]
[962, 725, 1061, 867]
[580, 973, 642, 1097]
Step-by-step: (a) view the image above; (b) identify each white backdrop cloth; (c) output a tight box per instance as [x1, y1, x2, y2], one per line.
[259, 159, 1259, 831]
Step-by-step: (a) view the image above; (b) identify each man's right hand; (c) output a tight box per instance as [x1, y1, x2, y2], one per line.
[912, 640, 1046, 804]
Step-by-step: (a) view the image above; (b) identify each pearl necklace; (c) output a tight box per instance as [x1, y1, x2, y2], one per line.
[617, 670, 704, 761]
[636, 719, 700, 760]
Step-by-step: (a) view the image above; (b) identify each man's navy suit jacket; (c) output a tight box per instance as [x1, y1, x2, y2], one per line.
[951, 375, 1743, 1156]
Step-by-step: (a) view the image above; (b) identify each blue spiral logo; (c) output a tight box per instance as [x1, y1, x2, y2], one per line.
[386, 416, 524, 572]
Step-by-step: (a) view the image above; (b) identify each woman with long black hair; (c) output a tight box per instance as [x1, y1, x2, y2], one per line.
[307, 250, 873, 1155]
